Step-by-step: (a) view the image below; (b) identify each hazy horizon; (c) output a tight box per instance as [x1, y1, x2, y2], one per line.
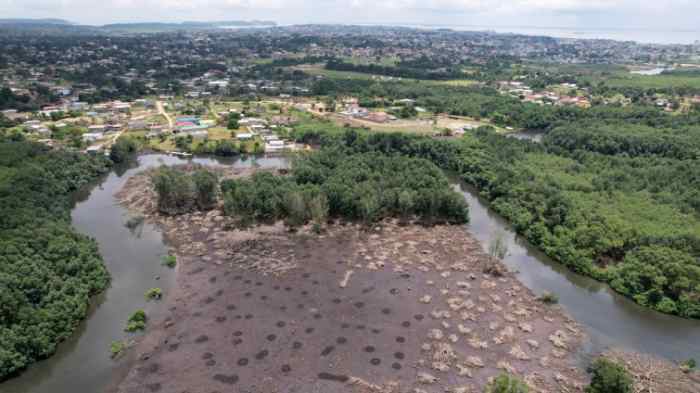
[2, 0, 700, 32]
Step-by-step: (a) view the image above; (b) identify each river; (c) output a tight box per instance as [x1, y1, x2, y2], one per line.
[3, 153, 699, 393]
[1, 154, 288, 393]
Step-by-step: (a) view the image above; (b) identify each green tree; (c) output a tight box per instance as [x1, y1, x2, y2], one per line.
[150, 166, 196, 215]
[110, 136, 138, 163]
[192, 169, 219, 210]
[586, 358, 633, 393]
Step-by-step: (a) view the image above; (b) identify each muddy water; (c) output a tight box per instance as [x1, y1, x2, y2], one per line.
[3, 152, 698, 393]
[454, 182, 700, 362]
[1, 154, 288, 393]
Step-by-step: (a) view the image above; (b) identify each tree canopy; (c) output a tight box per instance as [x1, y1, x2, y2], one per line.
[0, 139, 111, 379]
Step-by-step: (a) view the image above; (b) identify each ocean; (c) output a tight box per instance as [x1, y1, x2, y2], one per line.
[400, 24, 700, 45]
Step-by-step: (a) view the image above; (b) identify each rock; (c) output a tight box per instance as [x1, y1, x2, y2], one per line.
[526, 339, 539, 349]
[430, 310, 450, 319]
[468, 336, 488, 349]
[456, 364, 473, 378]
[447, 297, 466, 311]
[518, 323, 533, 333]
[548, 330, 569, 349]
[456, 281, 471, 289]
[509, 345, 531, 361]
[433, 342, 457, 363]
[465, 356, 484, 368]
[428, 329, 444, 341]
[497, 360, 516, 374]
[417, 372, 438, 384]
[432, 362, 450, 372]
[457, 324, 472, 335]
[419, 295, 432, 304]
[339, 270, 354, 288]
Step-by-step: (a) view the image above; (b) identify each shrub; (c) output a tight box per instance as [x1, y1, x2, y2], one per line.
[489, 230, 508, 259]
[161, 255, 177, 268]
[586, 358, 633, 393]
[145, 287, 163, 300]
[681, 358, 696, 373]
[538, 291, 559, 305]
[125, 310, 148, 332]
[125, 215, 144, 230]
[485, 373, 529, 393]
[110, 340, 128, 358]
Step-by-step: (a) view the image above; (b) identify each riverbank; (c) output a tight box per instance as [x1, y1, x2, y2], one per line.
[111, 165, 591, 392]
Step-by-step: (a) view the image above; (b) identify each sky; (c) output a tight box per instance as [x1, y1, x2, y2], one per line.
[1, 0, 700, 33]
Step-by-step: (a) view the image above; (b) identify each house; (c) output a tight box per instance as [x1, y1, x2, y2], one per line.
[208, 80, 229, 89]
[270, 116, 294, 126]
[177, 125, 209, 134]
[237, 133, 254, 140]
[106, 124, 123, 132]
[88, 125, 107, 134]
[111, 101, 131, 112]
[69, 102, 89, 111]
[366, 112, 389, 123]
[312, 102, 328, 113]
[180, 129, 208, 138]
[239, 117, 266, 127]
[265, 139, 286, 151]
[86, 146, 102, 155]
[128, 120, 148, 130]
[82, 133, 103, 142]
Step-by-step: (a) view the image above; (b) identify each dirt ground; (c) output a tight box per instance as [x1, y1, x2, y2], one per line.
[110, 168, 594, 393]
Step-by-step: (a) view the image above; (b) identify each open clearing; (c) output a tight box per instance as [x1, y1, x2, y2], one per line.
[113, 167, 587, 393]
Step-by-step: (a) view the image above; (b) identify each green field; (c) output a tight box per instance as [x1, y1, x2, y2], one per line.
[604, 74, 700, 89]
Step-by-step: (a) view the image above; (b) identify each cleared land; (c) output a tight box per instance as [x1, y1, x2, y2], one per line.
[112, 167, 588, 393]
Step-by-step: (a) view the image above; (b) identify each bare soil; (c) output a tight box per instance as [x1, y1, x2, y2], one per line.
[112, 169, 591, 393]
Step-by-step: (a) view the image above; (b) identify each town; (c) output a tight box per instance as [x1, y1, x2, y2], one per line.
[1, 17, 700, 393]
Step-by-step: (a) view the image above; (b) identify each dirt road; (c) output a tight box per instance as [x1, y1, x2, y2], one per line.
[157, 101, 173, 131]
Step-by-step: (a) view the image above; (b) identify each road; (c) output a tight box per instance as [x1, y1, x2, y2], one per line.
[157, 101, 174, 131]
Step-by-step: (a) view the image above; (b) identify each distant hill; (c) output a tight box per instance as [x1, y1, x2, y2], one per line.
[0, 19, 276, 35]
[0, 18, 73, 25]
[101, 20, 277, 33]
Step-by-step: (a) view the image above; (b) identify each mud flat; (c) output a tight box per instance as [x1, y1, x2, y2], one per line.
[110, 167, 599, 393]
